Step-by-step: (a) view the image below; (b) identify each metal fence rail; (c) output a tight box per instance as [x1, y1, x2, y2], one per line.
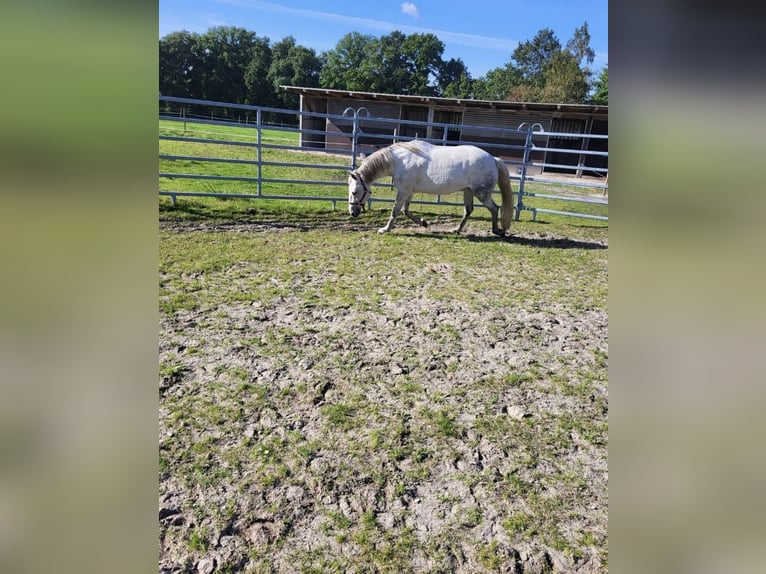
[159, 95, 607, 221]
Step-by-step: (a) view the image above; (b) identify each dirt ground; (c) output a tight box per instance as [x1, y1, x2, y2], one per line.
[159, 219, 608, 573]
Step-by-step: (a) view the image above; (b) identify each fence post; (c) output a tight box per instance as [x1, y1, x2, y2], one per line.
[352, 112, 360, 169]
[515, 124, 533, 221]
[256, 108, 262, 197]
[344, 106, 369, 170]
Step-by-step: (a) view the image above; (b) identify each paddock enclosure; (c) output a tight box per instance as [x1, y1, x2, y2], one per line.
[159, 95, 608, 224]
[159, 97, 608, 573]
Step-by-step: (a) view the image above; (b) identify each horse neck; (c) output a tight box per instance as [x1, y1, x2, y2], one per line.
[357, 148, 393, 183]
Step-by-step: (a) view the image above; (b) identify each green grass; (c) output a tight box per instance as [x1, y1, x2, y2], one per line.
[160, 119, 350, 201]
[321, 403, 357, 429]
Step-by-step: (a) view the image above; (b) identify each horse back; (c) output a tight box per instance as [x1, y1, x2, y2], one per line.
[430, 145, 497, 186]
[391, 142, 497, 193]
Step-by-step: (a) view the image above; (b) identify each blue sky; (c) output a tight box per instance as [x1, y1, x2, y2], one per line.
[159, 0, 607, 78]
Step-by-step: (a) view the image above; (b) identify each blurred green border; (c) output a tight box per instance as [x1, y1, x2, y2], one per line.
[0, 4, 160, 574]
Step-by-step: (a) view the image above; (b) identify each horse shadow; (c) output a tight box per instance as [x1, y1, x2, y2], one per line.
[397, 229, 607, 250]
[160, 201, 607, 250]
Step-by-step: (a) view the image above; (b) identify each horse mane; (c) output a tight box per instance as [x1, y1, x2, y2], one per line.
[395, 140, 431, 158]
[356, 146, 394, 182]
[356, 140, 433, 182]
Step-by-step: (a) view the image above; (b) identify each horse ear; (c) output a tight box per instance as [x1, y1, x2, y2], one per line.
[347, 171, 357, 180]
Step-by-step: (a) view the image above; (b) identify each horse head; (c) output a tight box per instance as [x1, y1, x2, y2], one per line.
[347, 171, 370, 218]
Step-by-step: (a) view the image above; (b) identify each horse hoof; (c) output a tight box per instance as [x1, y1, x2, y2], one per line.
[422, 221, 429, 228]
[377, 228, 388, 235]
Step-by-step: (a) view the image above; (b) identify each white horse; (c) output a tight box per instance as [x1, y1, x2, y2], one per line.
[348, 140, 514, 236]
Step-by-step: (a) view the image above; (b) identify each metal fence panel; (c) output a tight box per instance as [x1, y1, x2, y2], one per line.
[159, 96, 607, 221]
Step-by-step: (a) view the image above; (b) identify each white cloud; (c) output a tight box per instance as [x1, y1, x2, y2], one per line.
[401, 2, 419, 18]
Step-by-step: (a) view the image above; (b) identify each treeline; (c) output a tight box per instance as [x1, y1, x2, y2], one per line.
[160, 24, 608, 111]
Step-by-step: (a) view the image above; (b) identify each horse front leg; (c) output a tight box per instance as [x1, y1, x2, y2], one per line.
[404, 200, 429, 228]
[378, 190, 409, 234]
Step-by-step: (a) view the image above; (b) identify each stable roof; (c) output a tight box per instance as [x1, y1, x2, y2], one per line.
[281, 86, 608, 118]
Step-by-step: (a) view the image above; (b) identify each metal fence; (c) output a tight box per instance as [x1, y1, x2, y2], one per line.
[159, 95, 607, 222]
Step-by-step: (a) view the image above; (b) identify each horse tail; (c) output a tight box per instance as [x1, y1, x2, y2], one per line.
[495, 158, 513, 232]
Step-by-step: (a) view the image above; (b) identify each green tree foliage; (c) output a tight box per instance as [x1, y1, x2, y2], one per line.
[438, 58, 474, 98]
[401, 33, 446, 95]
[369, 31, 412, 93]
[590, 65, 608, 105]
[159, 30, 203, 98]
[319, 32, 377, 91]
[474, 22, 598, 104]
[321, 31, 445, 95]
[268, 37, 321, 108]
[567, 22, 596, 71]
[197, 26, 260, 103]
[511, 28, 562, 89]
[244, 37, 273, 106]
[472, 65, 521, 101]
[159, 24, 604, 107]
[539, 51, 589, 103]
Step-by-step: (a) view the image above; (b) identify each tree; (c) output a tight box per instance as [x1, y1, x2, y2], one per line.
[566, 22, 596, 70]
[473, 65, 522, 101]
[320, 31, 445, 96]
[244, 36, 273, 106]
[401, 33, 445, 95]
[319, 32, 378, 91]
[268, 36, 321, 108]
[590, 65, 608, 105]
[159, 30, 203, 98]
[369, 31, 410, 93]
[438, 58, 473, 98]
[198, 26, 261, 104]
[566, 21, 596, 94]
[355, 31, 445, 95]
[540, 51, 589, 103]
[159, 23, 601, 106]
[511, 28, 562, 88]
[500, 23, 595, 103]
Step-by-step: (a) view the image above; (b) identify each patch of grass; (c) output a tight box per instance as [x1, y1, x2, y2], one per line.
[477, 540, 504, 570]
[159, 361, 186, 384]
[329, 510, 353, 530]
[462, 505, 483, 527]
[593, 348, 608, 369]
[503, 511, 534, 536]
[321, 403, 356, 429]
[187, 526, 210, 552]
[505, 370, 538, 386]
[420, 407, 460, 439]
[579, 530, 598, 547]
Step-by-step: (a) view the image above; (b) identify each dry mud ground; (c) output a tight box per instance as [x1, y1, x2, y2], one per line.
[159, 216, 608, 573]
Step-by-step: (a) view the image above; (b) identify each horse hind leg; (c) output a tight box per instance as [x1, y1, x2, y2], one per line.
[474, 188, 503, 236]
[451, 188, 474, 233]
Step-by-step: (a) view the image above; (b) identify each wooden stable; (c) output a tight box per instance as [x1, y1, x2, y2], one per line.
[282, 86, 607, 177]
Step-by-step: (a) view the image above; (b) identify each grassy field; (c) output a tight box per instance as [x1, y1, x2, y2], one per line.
[159, 120, 608, 573]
